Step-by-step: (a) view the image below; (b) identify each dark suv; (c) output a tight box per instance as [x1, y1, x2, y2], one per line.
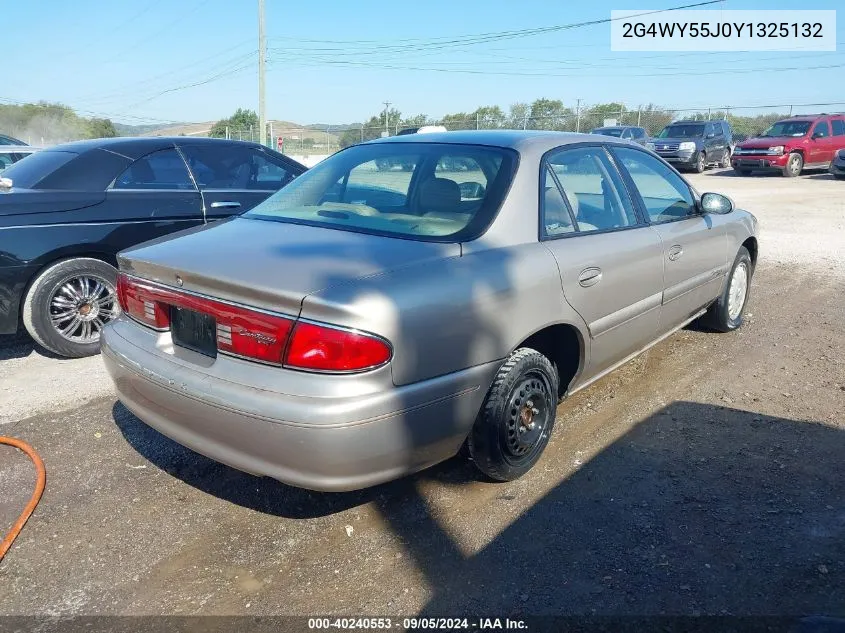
[649, 120, 732, 173]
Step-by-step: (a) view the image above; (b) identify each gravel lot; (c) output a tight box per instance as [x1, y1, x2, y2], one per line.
[1, 168, 843, 617]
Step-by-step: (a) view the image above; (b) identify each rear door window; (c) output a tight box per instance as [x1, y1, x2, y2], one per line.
[181, 144, 296, 190]
[543, 146, 638, 235]
[113, 149, 195, 190]
[831, 119, 845, 136]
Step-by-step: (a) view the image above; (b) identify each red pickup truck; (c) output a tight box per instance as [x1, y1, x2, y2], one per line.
[732, 113, 845, 177]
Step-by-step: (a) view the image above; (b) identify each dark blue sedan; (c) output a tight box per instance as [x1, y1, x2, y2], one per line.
[0, 137, 305, 357]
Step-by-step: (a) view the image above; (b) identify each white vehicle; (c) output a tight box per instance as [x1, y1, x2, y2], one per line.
[396, 125, 448, 136]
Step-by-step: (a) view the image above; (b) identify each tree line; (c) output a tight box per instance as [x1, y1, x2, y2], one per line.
[0, 102, 116, 143]
[337, 100, 790, 148]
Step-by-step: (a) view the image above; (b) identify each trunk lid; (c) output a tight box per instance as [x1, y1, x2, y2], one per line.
[118, 216, 461, 316]
[0, 189, 106, 217]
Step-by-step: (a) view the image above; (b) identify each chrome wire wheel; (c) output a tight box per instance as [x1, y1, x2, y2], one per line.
[49, 275, 119, 343]
[727, 262, 749, 321]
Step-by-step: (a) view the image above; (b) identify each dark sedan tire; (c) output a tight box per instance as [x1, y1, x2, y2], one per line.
[468, 348, 559, 482]
[693, 151, 706, 173]
[783, 152, 803, 178]
[703, 246, 753, 333]
[22, 258, 120, 358]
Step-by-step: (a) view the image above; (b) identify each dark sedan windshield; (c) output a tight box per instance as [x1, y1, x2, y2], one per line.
[245, 142, 517, 241]
[1, 150, 77, 188]
[761, 121, 812, 137]
[657, 124, 705, 138]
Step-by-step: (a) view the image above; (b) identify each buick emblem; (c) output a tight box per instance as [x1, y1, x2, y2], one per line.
[176, 275, 183, 287]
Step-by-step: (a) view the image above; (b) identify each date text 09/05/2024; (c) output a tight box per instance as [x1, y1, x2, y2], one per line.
[307, 617, 528, 630]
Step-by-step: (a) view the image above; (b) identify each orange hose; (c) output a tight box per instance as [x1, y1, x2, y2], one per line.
[0, 437, 46, 562]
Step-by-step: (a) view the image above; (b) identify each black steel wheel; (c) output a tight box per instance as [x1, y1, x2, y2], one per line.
[468, 348, 558, 482]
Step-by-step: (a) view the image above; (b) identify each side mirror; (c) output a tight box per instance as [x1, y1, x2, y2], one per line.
[812, 132, 824, 140]
[700, 192, 734, 215]
[706, 133, 716, 139]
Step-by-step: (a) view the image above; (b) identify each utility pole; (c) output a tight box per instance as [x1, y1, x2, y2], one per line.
[575, 98, 582, 133]
[383, 101, 391, 137]
[258, 0, 267, 147]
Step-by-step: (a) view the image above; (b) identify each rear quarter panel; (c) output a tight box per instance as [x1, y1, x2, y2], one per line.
[301, 243, 589, 386]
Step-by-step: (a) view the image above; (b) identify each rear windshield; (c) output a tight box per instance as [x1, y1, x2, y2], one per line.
[657, 124, 705, 138]
[760, 121, 812, 137]
[592, 128, 624, 137]
[245, 142, 517, 242]
[1, 150, 77, 188]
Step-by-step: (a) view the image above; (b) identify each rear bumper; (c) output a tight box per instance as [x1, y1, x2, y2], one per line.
[101, 318, 497, 492]
[732, 154, 789, 171]
[655, 150, 696, 166]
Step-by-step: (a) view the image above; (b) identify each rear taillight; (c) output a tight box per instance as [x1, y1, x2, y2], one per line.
[284, 322, 391, 372]
[117, 273, 391, 371]
[212, 303, 293, 364]
[117, 273, 170, 329]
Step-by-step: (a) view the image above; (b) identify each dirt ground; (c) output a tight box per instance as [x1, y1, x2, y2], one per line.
[0, 168, 843, 617]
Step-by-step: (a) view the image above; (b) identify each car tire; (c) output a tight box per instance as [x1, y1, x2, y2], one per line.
[783, 152, 803, 178]
[467, 348, 559, 482]
[720, 148, 731, 168]
[22, 257, 120, 358]
[703, 246, 753, 333]
[694, 151, 706, 173]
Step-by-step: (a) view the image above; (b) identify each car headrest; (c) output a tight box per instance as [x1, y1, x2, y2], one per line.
[544, 186, 572, 228]
[419, 177, 460, 214]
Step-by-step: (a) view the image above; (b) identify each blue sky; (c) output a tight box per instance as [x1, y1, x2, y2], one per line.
[4, 0, 843, 126]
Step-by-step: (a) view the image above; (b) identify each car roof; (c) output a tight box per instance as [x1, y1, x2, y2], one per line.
[44, 136, 268, 161]
[368, 129, 642, 154]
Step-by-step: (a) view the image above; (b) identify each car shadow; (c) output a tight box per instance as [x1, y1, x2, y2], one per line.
[114, 399, 845, 616]
[414, 401, 845, 616]
[0, 332, 68, 361]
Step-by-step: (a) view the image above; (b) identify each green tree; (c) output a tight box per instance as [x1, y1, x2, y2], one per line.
[508, 102, 530, 129]
[339, 108, 403, 148]
[209, 108, 259, 138]
[473, 105, 505, 129]
[529, 98, 572, 130]
[87, 118, 117, 138]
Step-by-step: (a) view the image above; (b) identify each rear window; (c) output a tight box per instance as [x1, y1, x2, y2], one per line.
[244, 142, 517, 242]
[592, 128, 624, 137]
[1, 150, 77, 189]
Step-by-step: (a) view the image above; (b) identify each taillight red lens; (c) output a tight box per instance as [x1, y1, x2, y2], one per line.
[116, 273, 170, 329]
[213, 304, 292, 364]
[284, 322, 392, 372]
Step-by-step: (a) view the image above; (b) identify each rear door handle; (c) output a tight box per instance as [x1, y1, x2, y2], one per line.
[578, 267, 602, 287]
[209, 201, 242, 209]
[668, 245, 684, 261]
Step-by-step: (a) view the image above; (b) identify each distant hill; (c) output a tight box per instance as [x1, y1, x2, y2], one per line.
[141, 120, 338, 141]
[113, 122, 165, 136]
